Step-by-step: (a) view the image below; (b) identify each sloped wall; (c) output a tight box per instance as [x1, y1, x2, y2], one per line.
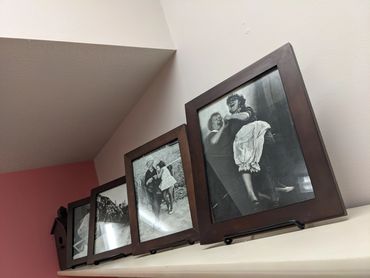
[94, 0, 370, 208]
[0, 0, 173, 49]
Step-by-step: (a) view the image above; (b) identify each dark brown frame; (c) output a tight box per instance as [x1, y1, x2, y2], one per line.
[185, 43, 346, 244]
[124, 124, 198, 255]
[66, 197, 90, 268]
[87, 176, 132, 264]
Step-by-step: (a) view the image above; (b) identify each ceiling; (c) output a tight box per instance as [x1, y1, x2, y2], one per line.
[0, 37, 175, 173]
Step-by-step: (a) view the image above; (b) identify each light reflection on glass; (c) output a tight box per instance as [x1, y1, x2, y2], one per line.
[104, 223, 119, 250]
[94, 222, 131, 254]
[139, 208, 171, 233]
[299, 175, 313, 193]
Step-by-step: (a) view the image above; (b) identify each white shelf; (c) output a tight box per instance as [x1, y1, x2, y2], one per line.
[58, 205, 370, 277]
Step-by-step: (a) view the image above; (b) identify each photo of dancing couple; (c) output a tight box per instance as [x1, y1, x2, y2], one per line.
[131, 141, 193, 242]
[198, 69, 315, 223]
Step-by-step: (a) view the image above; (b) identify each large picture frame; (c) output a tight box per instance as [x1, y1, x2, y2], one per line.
[185, 43, 346, 244]
[124, 125, 198, 255]
[87, 176, 132, 264]
[66, 197, 90, 268]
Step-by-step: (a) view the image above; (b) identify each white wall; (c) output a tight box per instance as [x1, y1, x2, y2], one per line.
[0, 0, 173, 49]
[94, 0, 370, 208]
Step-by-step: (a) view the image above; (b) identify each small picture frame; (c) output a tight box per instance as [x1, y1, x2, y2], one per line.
[185, 43, 346, 244]
[87, 177, 132, 264]
[124, 125, 198, 255]
[66, 197, 90, 268]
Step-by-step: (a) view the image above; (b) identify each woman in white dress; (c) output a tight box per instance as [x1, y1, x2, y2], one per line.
[156, 160, 177, 214]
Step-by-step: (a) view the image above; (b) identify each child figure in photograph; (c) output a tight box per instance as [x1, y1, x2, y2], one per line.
[156, 160, 176, 214]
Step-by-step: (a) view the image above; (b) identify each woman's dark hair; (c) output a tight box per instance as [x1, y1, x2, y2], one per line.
[226, 94, 246, 110]
[208, 112, 221, 131]
[157, 160, 166, 168]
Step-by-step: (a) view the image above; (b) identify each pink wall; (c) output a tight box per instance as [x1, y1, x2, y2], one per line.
[0, 161, 98, 278]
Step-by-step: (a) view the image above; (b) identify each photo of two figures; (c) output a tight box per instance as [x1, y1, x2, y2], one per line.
[133, 142, 193, 242]
[199, 69, 315, 223]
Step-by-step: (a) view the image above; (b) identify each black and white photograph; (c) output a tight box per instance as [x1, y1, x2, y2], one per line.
[72, 203, 90, 259]
[93, 183, 131, 254]
[132, 141, 193, 242]
[198, 69, 315, 223]
[87, 177, 132, 264]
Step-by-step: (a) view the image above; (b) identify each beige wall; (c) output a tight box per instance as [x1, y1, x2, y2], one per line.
[94, 0, 370, 208]
[0, 0, 173, 49]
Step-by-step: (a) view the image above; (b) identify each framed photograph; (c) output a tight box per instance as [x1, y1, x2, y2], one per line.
[87, 177, 132, 264]
[124, 125, 198, 254]
[185, 43, 346, 244]
[66, 197, 90, 268]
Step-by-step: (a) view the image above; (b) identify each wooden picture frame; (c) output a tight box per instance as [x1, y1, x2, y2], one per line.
[185, 43, 346, 244]
[66, 197, 90, 268]
[124, 125, 198, 255]
[87, 177, 132, 264]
